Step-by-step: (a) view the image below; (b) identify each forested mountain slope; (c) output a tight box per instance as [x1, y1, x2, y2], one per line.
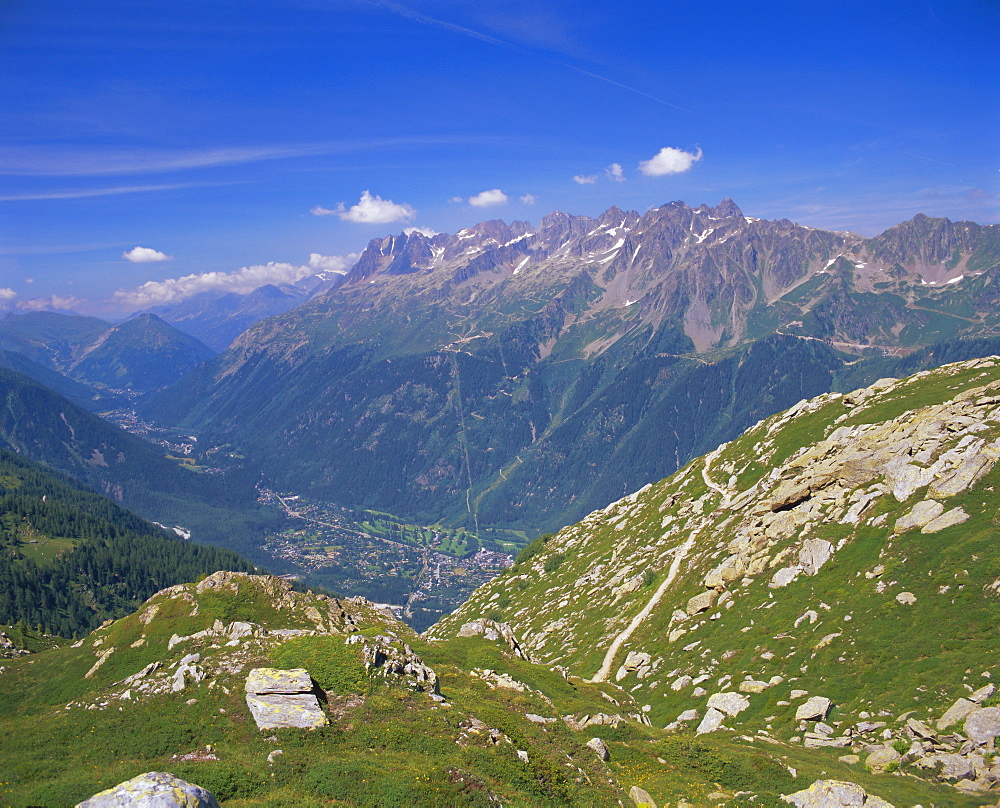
[0, 448, 254, 637]
[0, 367, 282, 555]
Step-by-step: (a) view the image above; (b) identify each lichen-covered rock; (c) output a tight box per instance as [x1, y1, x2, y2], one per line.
[865, 745, 901, 772]
[76, 771, 220, 807]
[245, 668, 328, 730]
[937, 697, 978, 730]
[456, 618, 531, 661]
[964, 706, 1000, 745]
[695, 707, 726, 735]
[586, 736, 610, 761]
[781, 779, 892, 807]
[795, 696, 832, 721]
[629, 784, 658, 807]
[707, 691, 750, 717]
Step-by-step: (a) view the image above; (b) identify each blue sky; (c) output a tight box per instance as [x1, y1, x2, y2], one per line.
[1, 0, 997, 315]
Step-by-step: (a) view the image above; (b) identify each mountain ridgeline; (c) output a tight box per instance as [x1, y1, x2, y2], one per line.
[0, 311, 215, 398]
[142, 201, 1000, 535]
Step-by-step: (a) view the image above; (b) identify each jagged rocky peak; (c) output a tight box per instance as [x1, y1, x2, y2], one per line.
[863, 212, 998, 274]
[705, 197, 744, 220]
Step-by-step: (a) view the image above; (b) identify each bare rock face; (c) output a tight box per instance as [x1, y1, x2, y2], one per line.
[76, 771, 220, 807]
[781, 779, 893, 807]
[245, 668, 328, 730]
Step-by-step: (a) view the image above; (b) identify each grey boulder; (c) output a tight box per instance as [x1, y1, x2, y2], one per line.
[76, 772, 219, 807]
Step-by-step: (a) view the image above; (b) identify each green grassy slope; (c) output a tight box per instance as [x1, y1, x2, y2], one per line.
[2, 570, 976, 807]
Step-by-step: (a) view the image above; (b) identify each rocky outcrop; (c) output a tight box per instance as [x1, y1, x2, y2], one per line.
[245, 668, 328, 730]
[456, 618, 531, 661]
[781, 779, 892, 807]
[76, 771, 220, 807]
[352, 634, 439, 693]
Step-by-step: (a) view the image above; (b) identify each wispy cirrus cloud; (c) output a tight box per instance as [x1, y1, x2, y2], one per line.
[312, 190, 416, 224]
[573, 174, 598, 185]
[0, 182, 222, 201]
[368, 3, 691, 112]
[0, 136, 501, 177]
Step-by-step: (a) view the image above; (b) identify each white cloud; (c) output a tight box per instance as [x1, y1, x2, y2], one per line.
[0, 288, 16, 301]
[448, 196, 464, 204]
[573, 174, 597, 185]
[638, 146, 703, 176]
[113, 262, 317, 308]
[18, 294, 82, 312]
[520, 194, 537, 205]
[313, 190, 416, 224]
[308, 253, 359, 274]
[468, 189, 509, 207]
[606, 163, 625, 182]
[403, 226, 439, 238]
[122, 246, 171, 263]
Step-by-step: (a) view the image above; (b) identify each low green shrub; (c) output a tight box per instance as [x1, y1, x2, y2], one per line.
[269, 635, 369, 695]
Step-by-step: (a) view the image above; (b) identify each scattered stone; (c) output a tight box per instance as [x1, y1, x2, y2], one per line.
[516, 750, 529, 763]
[895, 592, 916, 606]
[795, 696, 832, 721]
[964, 707, 1000, 745]
[905, 717, 936, 739]
[739, 680, 770, 694]
[894, 500, 945, 533]
[586, 737, 610, 761]
[629, 785, 658, 807]
[456, 619, 532, 661]
[915, 753, 975, 781]
[696, 708, 726, 735]
[707, 691, 751, 717]
[76, 771, 220, 807]
[686, 589, 718, 616]
[921, 507, 969, 533]
[781, 779, 893, 807]
[970, 683, 996, 703]
[865, 746, 901, 772]
[671, 674, 693, 691]
[770, 567, 801, 589]
[799, 539, 833, 576]
[838, 754, 860, 765]
[245, 668, 328, 731]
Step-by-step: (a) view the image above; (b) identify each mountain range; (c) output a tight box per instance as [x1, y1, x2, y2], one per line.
[141, 200, 1000, 537]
